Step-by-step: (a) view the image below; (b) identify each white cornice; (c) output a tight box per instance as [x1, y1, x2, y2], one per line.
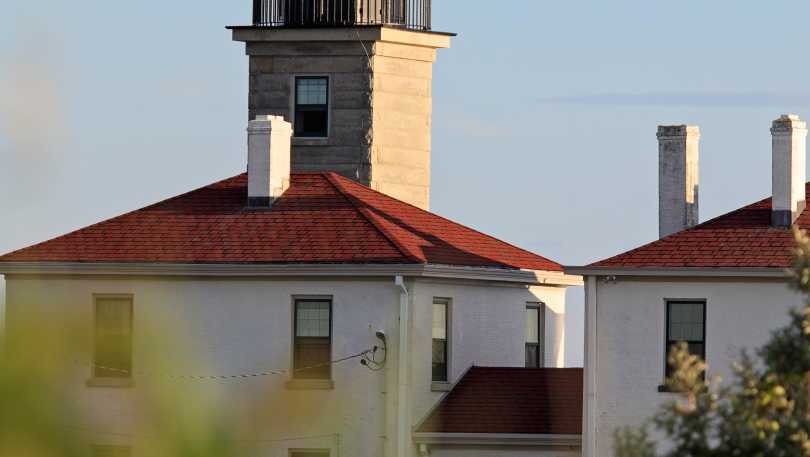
[229, 25, 454, 48]
[564, 266, 790, 279]
[0, 262, 579, 286]
[412, 432, 581, 447]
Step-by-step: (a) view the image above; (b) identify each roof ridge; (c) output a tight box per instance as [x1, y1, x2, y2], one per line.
[321, 172, 425, 264]
[327, 173, 561, 270]
[0, 173, 246, 261]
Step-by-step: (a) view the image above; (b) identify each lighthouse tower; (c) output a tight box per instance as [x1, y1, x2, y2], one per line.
[230, 0, 453, 209]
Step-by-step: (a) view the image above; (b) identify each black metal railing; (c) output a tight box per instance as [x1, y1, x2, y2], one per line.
[252, 0, 431, 31]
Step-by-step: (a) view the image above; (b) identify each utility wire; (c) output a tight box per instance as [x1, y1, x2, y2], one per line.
[247, 433, 338, 444]
[66, 424, 339, 446]
[80, 348, 380, 382]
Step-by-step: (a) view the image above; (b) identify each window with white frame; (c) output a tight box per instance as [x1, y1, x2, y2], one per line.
[432, 298, 450, 382]
[94, 296, 133, 379]
[525, 303, 545, 368]
[293, 299, 332, 379]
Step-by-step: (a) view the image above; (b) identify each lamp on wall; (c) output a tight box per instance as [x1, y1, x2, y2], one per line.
[361, 326, 387, 371]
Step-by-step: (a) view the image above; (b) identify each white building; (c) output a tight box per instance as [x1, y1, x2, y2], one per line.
[0, 2, 583, 456]
[567, 115, 809, 457]
[0, 135, 580, 457]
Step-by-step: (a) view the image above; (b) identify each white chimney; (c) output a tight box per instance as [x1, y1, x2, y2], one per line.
[771, 114, 807, 227]
[658, 125, 700, 238]
[247, 115, 292, 207]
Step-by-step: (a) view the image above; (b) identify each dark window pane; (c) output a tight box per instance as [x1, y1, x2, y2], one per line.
[296, 110, 328, 137]
[667, 302, 704, 341]
[525, 344, 540, 368]
[94, 298, 132, 379]
[688, 342, 705, 359]
[432, 339, 447, 382]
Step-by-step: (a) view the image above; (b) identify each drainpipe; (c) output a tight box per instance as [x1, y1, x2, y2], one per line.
[394, 276, 411, 457]
[583, 276, 598, 457]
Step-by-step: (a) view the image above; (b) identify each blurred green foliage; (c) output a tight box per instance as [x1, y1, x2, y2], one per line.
[0, 313, 238, 457]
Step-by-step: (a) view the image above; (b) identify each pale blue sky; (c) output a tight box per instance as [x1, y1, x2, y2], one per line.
[4, 1, 810, 366]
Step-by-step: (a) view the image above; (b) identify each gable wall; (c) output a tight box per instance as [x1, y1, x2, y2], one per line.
[586, 277, 802, 457]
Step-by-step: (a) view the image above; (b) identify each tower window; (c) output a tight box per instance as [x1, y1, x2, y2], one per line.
[525, 303, 545, 368]
[295, 77, 329, 138]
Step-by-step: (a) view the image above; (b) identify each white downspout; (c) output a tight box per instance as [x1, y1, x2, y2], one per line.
[395, 276, 411, 457]
[584, 276, 598, 457]
[0, 276, 6, 350]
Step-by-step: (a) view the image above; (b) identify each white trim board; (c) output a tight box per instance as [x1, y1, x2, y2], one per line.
[0, 262, 582, 287]
[565, 266, 789, 279]
[412, 433, 581, 447]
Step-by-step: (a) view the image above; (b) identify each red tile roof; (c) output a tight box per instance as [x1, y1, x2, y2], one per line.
[0, 172, 561, 271]
[590, 185, 810, 269]
[416, 367, 583, 435]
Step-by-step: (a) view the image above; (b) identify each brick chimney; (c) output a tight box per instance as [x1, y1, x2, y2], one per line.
[771, 114, 807, 227]
[658, 125, 700, 238]
[247, 115, 292, 207]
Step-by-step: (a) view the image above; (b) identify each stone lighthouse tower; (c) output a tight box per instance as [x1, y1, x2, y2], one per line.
[229, 0, 452, 210]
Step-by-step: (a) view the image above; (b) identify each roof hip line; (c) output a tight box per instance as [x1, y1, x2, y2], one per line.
[322, 172, 426, 264]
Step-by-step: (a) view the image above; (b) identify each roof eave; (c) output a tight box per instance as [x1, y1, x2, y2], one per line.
[411, 432, 581, 448]
[0, 262, 577, 286]
[564, 265, 791, 279]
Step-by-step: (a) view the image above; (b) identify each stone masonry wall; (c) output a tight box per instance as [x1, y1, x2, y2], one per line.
[245, 37, 437, 209]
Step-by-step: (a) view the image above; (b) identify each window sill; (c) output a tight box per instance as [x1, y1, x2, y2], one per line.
[285, 379, 335, 390]
[86, 378, 134, 388]
[658, 384, 684, 393]
[431, 381, 453, 392]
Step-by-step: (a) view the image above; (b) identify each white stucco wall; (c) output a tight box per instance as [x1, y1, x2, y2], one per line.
[5, 273, 567, 457]
[585, 276, 802, 457]
[0, 277, 4, 333]
[409, 280, 567, 424]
